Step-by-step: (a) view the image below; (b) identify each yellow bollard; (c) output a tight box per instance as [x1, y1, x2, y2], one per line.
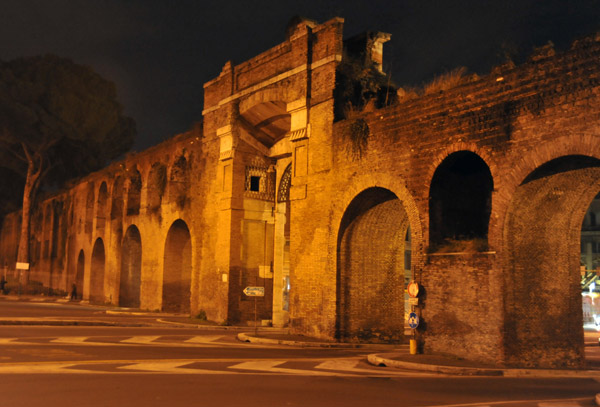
[410, 339, 417, 355]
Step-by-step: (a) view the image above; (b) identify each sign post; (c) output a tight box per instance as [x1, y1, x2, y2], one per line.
[407, 281, 420, 354]
[243, 286, 265, 335]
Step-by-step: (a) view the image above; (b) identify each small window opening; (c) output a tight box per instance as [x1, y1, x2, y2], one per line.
[250, 176, 261, 192]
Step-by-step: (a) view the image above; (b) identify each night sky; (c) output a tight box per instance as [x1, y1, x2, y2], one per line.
[2, 0, 599, 151]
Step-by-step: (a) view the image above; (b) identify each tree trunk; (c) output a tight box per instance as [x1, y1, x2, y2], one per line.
[16, 155, 41, 287]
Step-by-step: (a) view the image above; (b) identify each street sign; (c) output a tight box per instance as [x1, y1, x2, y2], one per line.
[408, 312, 419, 329]
[243, 286, 265, 297]
[407, 281, 419, 298]
[16, 262, 29, 270]
[408, 297, 418, 306]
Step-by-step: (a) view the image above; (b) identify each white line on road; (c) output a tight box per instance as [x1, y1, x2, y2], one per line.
[118, 361, 231, 374]
[120, 336, 161, 344]
[50, 337, 90, 344]
[229, 360, 355, 376]
[184, 335, 224, 343]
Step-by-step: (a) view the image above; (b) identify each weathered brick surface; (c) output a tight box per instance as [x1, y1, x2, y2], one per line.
[0, 19, 599, 368]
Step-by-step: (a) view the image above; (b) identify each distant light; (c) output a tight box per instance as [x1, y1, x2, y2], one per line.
[496, 77, 504, 82]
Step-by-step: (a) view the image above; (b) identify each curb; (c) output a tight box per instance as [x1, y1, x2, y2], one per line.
[368, 353, 600, 378]
[237, 333, 401, 350]
[367, 353, 503, 376]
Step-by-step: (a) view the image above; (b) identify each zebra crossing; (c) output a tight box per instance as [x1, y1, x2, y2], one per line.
[0, 334, 239, 347]
[0, 356, 435, 376]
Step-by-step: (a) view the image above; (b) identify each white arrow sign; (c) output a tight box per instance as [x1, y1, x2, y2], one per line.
[243, 286, 265, 297]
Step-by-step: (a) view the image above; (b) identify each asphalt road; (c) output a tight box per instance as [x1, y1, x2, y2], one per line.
[0, 299, 598, 407]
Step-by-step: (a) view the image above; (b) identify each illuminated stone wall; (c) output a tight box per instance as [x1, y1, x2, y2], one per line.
[0, 18, 599, 368]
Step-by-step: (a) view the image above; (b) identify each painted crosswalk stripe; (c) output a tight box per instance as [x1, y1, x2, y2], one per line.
[228, 360, 355, 376]
[120, 336, 161, 344]
[184, 335, 224, 343]
[50, 337, 89, 344]
[0, 363, 100, 374]
[119, 361, 232, 374]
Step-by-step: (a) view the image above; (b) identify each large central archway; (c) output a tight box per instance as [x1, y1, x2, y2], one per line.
[119, 225, 142, 308]
[162, 220, 192, 313]
[337, 187, 409, 342]
[503, 155, 600, 368]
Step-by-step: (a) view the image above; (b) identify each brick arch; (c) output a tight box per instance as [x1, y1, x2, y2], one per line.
[332, 171, 423, 270]
[238, 88, 297, 115]
[96, 181, 108, 233]
[89, 237, 106, 304]
[119, 224, 142, 308]
[429, 150, 494, 251]
[501, 152, 600, 368]
[494, 133, 600, 249]
[162, 219, 192, 313]
[167, 155, 189, 208]
[126, 167, 143, 216]
[425, 143, 499, 193]
[336, 187, 408, 342]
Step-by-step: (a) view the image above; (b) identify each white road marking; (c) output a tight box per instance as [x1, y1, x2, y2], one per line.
[229, 360, 354, 376]
[0, 363, 101, 374]
[120, 336, 161, 344]
[184, 335, 224, 343]
[50, 337, 90, 344]
[119, 361, 231, 374]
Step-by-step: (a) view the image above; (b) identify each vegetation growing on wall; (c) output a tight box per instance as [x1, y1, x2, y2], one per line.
[333, 51, 396, 122]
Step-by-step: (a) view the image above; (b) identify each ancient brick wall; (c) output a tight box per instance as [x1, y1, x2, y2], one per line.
[0, 18, 598, 368]
[289, 32, 600, 367]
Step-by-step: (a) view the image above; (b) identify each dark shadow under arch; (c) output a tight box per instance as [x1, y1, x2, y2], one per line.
[163, 220, 192, 313]
[120, 225, 142, 308]
[90, 238, 105, 304]
[337, 187, 409, 342]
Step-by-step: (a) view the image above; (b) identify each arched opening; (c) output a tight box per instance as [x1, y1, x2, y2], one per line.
[85, 184, 95, 236]
[90, 238, 106, 304]
[429, 151, 493, 252]
[503, 155, 600, 368]
[168, 157, 189, 209]
[126, 169, 142, 216]
[163, 220, 192, 313]
[74, 249, 84, 300]
[110, 176, 124, 221]
[96, 182, 108, 232]
[119, 225, 142, 308]
[147, 162, 167, 214]
[582, 193, 600, 329]
[337, 187, 409, 342]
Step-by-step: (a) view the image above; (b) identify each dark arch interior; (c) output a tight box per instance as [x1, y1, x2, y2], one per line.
[429, 151, 493, 251]
[163, 220, 192, 313]
[90, 238, 105, 304]
[127, 170, 142, 216]
[337, 187, 408, 342]
[120, 226, 142, 308]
